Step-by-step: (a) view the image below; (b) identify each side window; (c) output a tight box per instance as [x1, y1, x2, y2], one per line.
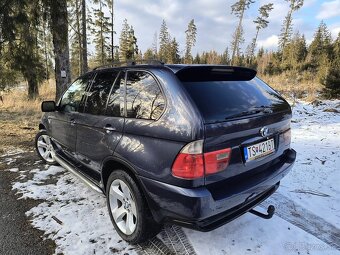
[106, 71, 125, 117]
[59, 74, 92, 112]
[84, 71, 119, 115]
[126, 71, 165, 120]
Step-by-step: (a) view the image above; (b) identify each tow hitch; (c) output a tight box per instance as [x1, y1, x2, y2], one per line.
[249, 205, 275, 219]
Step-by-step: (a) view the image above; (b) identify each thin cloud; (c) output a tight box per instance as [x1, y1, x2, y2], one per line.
[317, 0, 340, 20]
[257, 35, 279, 49]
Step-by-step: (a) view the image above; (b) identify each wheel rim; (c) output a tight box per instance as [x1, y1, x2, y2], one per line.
[37, 134, 55, 163]
[109, 179, 137, 235]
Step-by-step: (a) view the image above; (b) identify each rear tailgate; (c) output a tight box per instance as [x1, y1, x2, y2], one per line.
[177, 65, 292, 198]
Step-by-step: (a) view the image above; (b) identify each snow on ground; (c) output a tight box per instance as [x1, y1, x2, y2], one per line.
[279, 100, 340, 227]
[8, 100, 340, 255]
[185, 213, 338, 255]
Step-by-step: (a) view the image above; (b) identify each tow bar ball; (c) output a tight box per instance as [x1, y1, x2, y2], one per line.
[249, 205, 275, 219]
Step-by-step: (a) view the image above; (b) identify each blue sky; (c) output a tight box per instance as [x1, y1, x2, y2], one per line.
[90, 0, 340, 56]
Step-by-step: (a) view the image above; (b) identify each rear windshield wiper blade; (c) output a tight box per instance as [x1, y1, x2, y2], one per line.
[224, 107, 273, 120]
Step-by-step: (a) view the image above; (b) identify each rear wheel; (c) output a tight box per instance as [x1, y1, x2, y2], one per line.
[35, 130, 57, 165]
[106, 170, 161, 244]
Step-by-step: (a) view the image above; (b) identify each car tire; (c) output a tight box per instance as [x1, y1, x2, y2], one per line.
[35, 130, 57, 165]
[106, 170, 161, 244]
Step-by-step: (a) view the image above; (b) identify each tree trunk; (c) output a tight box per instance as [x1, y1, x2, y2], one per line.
[48, 0, 71, 101]
[100, 1, 104, 65]
[81, 0, 88, 74]
[231, 7, 245, 65]
[282, 9, 293, 50]
[27, 75, 39, 100]
[111, 0, 114, 61]
[75, 0, 82, 76]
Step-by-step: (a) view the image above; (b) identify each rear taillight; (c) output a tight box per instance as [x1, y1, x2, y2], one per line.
[172, 140, 231, 179]
[204, 148, 232, 175]
[172, 140, 204, 179]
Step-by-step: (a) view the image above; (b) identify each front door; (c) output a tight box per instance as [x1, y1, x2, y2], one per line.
[50, 73, 93, 157]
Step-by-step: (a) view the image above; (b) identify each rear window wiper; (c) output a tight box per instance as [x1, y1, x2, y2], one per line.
[224, 106, 273, 120]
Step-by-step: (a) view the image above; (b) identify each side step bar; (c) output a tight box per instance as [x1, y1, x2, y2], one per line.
[53, 153, 103, 194]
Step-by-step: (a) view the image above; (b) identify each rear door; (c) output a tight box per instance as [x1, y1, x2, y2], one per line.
[50, 73, 93, 156]
[75, 70, 125, 179]
[114, 70, 169, 180]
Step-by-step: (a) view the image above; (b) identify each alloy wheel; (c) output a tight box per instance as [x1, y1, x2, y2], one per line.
[37, 134, 55, 163]
[109, 179, 137, 235]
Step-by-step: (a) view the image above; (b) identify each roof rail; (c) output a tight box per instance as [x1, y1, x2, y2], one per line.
[93, 59, 164, 70]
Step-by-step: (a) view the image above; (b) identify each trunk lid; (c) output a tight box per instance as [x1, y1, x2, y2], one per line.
[175, 65, 292, 187]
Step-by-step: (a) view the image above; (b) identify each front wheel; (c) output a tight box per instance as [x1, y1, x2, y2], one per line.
[35, 130, 57, 165]
[106, 170, 161, 244]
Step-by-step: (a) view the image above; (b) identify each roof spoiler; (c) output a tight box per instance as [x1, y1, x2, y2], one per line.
[175, 65, 257, 82]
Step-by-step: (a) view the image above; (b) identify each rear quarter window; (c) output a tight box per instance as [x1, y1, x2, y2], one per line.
[125, 71, 165, 120]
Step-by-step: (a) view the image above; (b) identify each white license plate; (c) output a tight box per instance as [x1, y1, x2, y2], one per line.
[244, 138, 275, 162]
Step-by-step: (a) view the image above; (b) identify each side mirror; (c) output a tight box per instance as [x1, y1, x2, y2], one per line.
[41, 101, 56, 112]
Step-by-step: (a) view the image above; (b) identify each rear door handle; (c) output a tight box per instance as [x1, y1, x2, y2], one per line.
[104, 125, 116, 133]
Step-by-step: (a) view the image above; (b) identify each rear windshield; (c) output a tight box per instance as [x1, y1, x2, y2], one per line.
[182, 77, 288, 124]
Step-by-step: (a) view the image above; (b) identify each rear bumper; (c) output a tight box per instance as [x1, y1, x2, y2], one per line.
[140, 148, 296, 231]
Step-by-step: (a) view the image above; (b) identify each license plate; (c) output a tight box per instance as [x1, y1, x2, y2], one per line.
[244, 138, 275, 162]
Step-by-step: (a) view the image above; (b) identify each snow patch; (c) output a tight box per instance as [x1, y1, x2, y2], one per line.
[7, 168, 19, 172]
[13, 166, 136, 255]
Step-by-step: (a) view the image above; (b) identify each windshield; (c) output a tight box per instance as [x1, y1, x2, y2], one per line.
[182, 77, 288, 124]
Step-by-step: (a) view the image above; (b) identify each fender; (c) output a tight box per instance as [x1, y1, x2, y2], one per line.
[100, 154, 164, 223]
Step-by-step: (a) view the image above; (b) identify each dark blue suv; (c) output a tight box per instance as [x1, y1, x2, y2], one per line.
[36, 62, 296, 243]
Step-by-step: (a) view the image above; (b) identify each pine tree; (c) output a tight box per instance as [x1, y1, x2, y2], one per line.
[248, 3, 273, 63]
[119, 19, 138, 61]
[152, 32, 158, 58]
[320, 32, 340, 98]
[159, 20, 170, 62]
[230, 0, 255, 65]
[0, 2, 21, 92]
[169, 38, 180, 64]
[119, 19, 129, 62]
[279, 0, 304, 50]
[144, 48, 154, 60]
[193, 53, 201, 64]
[334, 32, 340, 58]
[91, 0, 111, 65]
[184, 19, 197, 64]
[230, 25, 245, 64]
[127, 26, 138, 60]
[3, 0, 45, 99]
[114, 46, 119, 62]
[221, 48, 230, 64]
[206, 50, 222, 64]
[306, 21, 332, 72]
[282, 32, 307, 70]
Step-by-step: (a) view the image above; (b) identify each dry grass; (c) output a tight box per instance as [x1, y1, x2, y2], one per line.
[0, 80, 55, 115]
[260, 73, 323, 102]
[0, 80, 56, 154]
